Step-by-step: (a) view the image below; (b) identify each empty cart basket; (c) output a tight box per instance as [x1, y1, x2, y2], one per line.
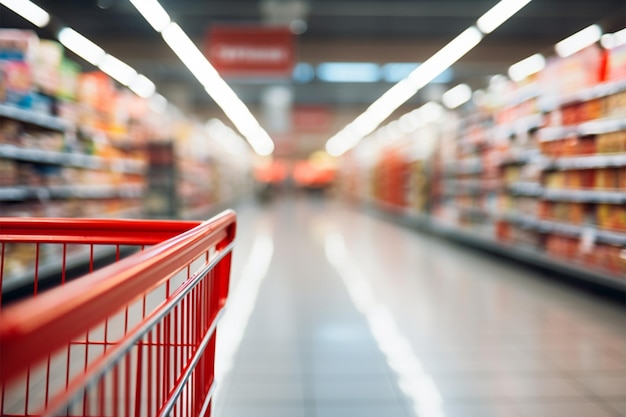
[0, 210, 236, 417]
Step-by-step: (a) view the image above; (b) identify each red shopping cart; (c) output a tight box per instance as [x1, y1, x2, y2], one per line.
[0, 210, 236, 417]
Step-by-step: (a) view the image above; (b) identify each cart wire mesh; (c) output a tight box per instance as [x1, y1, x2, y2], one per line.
[0, 210, 236, 417]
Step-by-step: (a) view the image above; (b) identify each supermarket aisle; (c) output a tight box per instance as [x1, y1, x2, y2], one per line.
[214, 195, 626, 417]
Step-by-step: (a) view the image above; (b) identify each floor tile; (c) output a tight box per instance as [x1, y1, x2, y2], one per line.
[210, 198, 626, 417]
[313, 401, 409, 417]
[437, 401, 521, 417]
[311, 376, 401, 401]
[217, 403, 308, 417]
[225, 378, 305, 402]
[606, 400, 626, 416]
[574, 374, 626, 398]
[514, 400, 617, 417]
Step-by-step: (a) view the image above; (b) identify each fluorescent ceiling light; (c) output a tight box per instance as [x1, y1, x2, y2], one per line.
[508, 53, 545, 81]
[159, 22, 274, 155]
[325, 27, 483, 157]
[383, 63, 454, 83]
[601, 28, 626, 49]
[0, 0, 50, 27]
[477, 0, 532, 34]
[58, 28, 105, 66]
[205, 87, 275, 156]
[555, 24, 602, 57]
[317, 63, 380, 83]
[442, 84, 472, 109]
[128, 0, 171, 32]
[98, 54, 137, 86]
[161, 23, 218, 87]
[408, 27, 483, 90]
[129, 74, 156, 98]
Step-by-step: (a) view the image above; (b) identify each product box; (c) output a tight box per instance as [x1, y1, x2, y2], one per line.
[607, 43, 626, 82]
[603, 91, 626, 118]
[568, 202, 585, 224]
[579, 136, 596, 155]
[596, 168, 618, 189]
[580, 169, 596, 188]
[583, 98, 603, 122]
[78, 71, 115, 113]
[33, 39, 63, 95]
[618, 167, 626, 190]
[0, 60, 33, 108]
[597, 204, 626, 231]
[0, 29, 38, 61]
[58, 59, 80, 100]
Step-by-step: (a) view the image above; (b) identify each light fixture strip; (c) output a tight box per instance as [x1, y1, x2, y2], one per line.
[476, 0, 532, 34]
[0, 0, 50, 28]
[442, 84, 472, 109]
[555, 24, 602, 57]
[98, 54, 138, 86]
[326, 0, 535, 157]
[128, 0, 171, 32]
[507, 53, 545, 81]
[58, 28, 106, 67]
[140, 2, 275, 155]
[130, 74, 157, 98]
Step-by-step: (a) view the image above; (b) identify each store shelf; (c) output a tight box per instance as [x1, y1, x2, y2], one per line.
[499, 149, 549, 166]
[0, 104, 72, 132]
[539, 119, 626, 142]
[0, 145, 102, 169]
[0, 187, 30, 201]
[504, 213, 626, 245]
[446, 158, 483, 175]
[550, 154, 626, 170]
[495, 113, 544, 138]
[556, 79, 626, 108]
[539, 125, 580, 142]
[0, 145, 145, 174]
[420, 214, 626, 292]
[543, 188, 626, 204]
[458, 205, 494, 218]
[375, 206, 626, 291]
[508, 84, 542, 107]
[508, 182, 543, 197]
[0, 184, 144, 201]
[579, 118, 626, 136]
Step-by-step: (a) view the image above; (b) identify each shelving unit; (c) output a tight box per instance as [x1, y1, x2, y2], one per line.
[1, 104, 147, 218]
[0, 103, 71, 132]
[340, 44, 626, 290]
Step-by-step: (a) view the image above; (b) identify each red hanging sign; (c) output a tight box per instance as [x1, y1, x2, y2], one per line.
[206, 26, 295, 78]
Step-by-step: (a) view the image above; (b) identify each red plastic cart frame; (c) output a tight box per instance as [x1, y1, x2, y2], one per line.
[0, 210, 236, 417]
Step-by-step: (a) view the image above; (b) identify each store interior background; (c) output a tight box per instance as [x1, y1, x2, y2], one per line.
[1, 0, 626, 285]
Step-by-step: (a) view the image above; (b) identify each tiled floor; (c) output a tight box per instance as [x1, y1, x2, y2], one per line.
[213, 195, 626, 417]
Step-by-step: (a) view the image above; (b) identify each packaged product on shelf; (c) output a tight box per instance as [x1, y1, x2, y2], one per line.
[58, 59, 80, 101]
[603, 90, 626, 118]
[33, 39, 63, 96]
[1, 60, 33, 108]
[579, 169, 596, 189]
[596, 204, 626, 231]
[618, 167, 626, 190]
[78, 71, 115, 115]
[607, 43, 626, 82]
[0, 29, 38, 62]
[0, 159, 17, 186]
[596, 168, 619, 189]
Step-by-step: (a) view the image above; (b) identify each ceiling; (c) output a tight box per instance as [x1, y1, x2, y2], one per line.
[1, 0, 626, 148]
